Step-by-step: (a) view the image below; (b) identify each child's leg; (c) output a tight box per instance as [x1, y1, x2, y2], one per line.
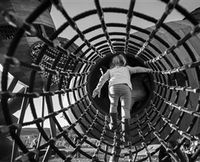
[120, 85, 132, 143]
[120, 85, 132, 119]
[108, 85, 120, 130]
[109, 85, 122, 113]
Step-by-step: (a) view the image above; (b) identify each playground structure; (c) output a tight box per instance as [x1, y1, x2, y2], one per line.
[0, 0, 200, 161]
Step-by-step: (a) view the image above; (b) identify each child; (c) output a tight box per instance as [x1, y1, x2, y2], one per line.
[92, 54, 152, 142]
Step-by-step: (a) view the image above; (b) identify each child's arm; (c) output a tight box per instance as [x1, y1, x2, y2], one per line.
[92, 70, 110, 98]
[127, 66, 153, 74]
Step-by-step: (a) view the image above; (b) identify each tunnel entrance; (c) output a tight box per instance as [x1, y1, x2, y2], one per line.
[88, 54, 154, 118]
[2, 0, 200, 161]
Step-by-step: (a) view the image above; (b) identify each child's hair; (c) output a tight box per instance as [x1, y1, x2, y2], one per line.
[110, 54, 127, 68]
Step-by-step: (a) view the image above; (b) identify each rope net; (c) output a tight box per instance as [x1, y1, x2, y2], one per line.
[0, 0, 200, 161]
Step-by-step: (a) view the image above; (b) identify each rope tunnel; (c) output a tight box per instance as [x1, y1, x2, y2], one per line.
[0, 0, 200, 161]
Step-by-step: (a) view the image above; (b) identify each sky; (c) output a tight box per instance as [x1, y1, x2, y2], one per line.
[2, 0, 200, 128]
[51, 0, 200, 24]
[50, 0, 200, 41]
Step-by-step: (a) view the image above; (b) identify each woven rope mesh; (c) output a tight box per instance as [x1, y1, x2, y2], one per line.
[0, 0, 200, 161]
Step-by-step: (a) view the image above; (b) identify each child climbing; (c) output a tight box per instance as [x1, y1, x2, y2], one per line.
[92, 54, 152, 142]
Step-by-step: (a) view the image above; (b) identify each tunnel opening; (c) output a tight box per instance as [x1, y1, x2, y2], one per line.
[87, 53, 154, 118]
[1, 0, 200, 162]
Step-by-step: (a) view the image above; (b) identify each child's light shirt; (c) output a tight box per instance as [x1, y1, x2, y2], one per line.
[96, 66, 151, 90]
[109, 66, 132, 89]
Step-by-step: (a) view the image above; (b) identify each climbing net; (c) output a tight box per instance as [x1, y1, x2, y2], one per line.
[0, 0, 200, 161]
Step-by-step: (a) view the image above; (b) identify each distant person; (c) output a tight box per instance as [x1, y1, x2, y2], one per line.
[130, 73, 149, 116]
[92, 54, 152, 142]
